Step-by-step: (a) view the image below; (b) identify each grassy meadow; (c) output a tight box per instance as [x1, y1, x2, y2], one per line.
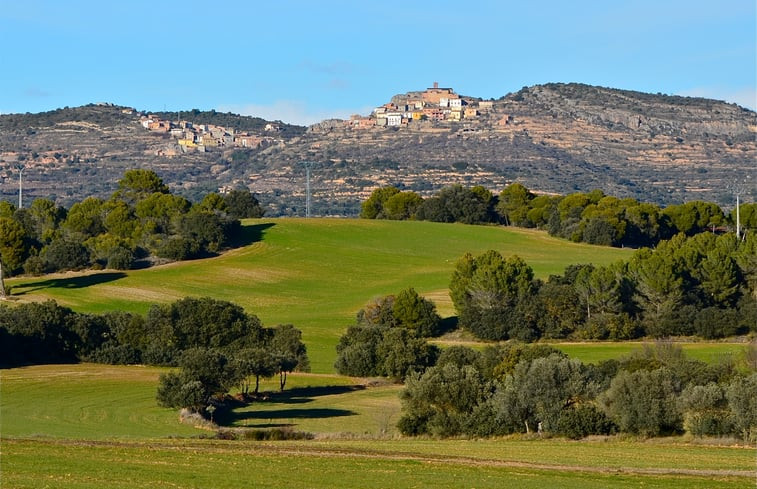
[3, 218, 755, 488]
[5, 437, 754, 489]
[3, 366, 755, 489]
[7, 218, 635, 372]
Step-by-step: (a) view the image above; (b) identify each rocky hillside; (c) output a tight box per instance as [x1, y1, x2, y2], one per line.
[1, 84, 754, 216]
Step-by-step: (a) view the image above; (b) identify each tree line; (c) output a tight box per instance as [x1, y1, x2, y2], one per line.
[0, 169, 264, 292]
[361, 183, 756, 248]
[0, 297, 308, 417]
[398, 341, 756, 441]
[450, 232, 755, 342]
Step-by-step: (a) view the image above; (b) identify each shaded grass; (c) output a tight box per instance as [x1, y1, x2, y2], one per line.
[8, 218, 632, 373]
[226, 381, 403, 435]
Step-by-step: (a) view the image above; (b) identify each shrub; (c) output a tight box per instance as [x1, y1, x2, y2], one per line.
[23, 255, 45, 276]
[156, 237, 199, 261]
[726, 373, 757, 442]
[241, 428, 314, 441]
[44, 239, 90, 271]
[107, 246, 134, 270]
[556, 404, 617, 439]
[600, 368, 682, 436]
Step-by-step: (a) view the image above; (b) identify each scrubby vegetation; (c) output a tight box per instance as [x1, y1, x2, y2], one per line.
[334, 288, 442, 380]
[332, 291, 756, 441]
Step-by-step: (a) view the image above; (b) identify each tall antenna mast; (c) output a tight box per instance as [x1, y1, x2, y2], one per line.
[303, 161, 314, 218]
[16, 164, 24, 208]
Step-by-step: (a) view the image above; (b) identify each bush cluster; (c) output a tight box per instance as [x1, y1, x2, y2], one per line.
[334, 289, 442, 380]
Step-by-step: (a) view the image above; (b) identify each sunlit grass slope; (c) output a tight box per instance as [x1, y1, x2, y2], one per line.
[9, 218, 632, 372]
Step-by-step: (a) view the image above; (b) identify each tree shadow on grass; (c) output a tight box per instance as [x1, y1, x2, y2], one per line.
[216, 384, 363, 428]
[11, 272, 127, 296]
[226, 407, 356, 424]
[271, 385, 365, 403]
[229, 221, 276, 248]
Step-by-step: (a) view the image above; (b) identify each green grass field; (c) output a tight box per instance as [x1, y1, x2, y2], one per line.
[551, 341, 750, 364]
[3, 219, 754, 488]
[4, 437, 754, 489]
[3, 365, 755, 488]
[7, 218, 634, 372]
[3, 357, 754, 487]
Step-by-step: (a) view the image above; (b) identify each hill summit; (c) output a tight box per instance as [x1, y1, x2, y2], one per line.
[1, 83, 754, 215]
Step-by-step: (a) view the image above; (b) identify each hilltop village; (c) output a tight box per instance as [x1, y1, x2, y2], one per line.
[141, 83, 497, 141]
[345, 82, 494, 130]
[140, 114, 283, 154]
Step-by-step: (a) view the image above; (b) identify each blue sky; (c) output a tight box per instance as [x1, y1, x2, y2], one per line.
[1, 0, 755, 124]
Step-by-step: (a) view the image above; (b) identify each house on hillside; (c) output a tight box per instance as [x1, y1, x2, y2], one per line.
[464, 108, 479, 119]
[423, 107, 445, 121]
[387, 113, 402, 127]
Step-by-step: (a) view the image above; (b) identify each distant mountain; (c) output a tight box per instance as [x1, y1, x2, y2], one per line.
[1, 84, 754, 216]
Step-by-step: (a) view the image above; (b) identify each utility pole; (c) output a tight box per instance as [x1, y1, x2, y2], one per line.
[303, 161, 314, 218]
[730, 176, 752, 240]
[16, 164, 24, 209]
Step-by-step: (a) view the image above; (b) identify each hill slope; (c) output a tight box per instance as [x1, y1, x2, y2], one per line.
[1, 84, 754, 214]
[8, 218, 633, 372]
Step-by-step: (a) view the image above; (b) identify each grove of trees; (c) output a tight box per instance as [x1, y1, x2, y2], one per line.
[334, 288, 442, 380]
[396, 341, 757, 441]
[449, 233, 756, 342]
[361, 183, 757, 249]
[329, 241, 756, 441]
[0, 169, 265, 290]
